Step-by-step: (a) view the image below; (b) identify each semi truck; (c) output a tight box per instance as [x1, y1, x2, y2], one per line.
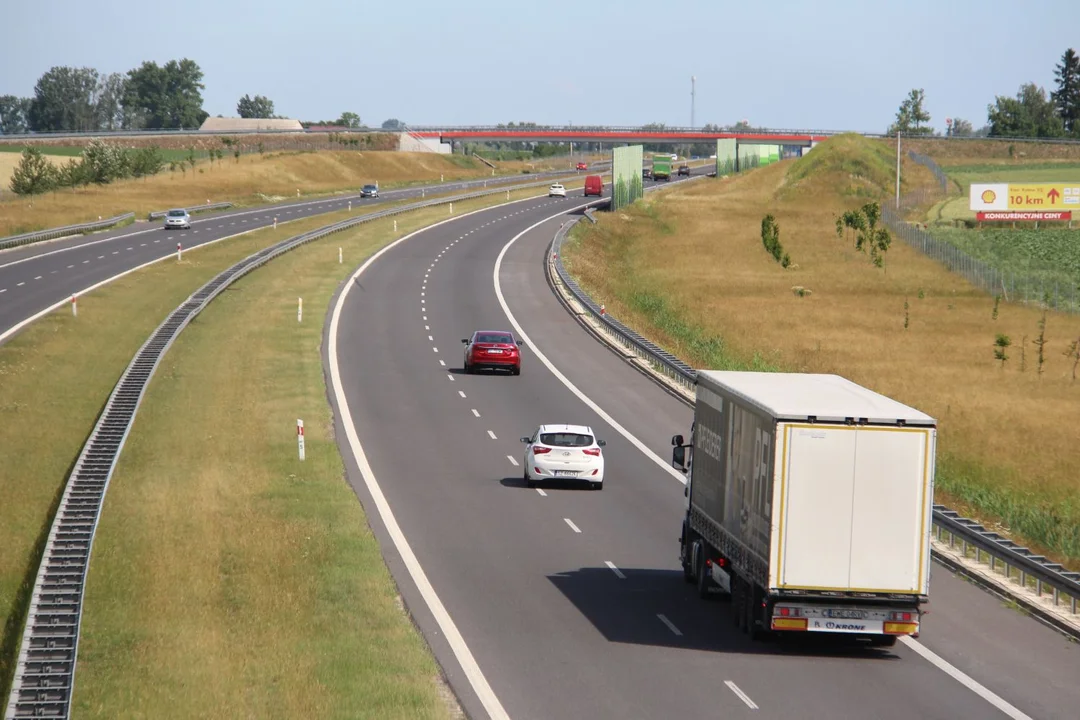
[672, 371, 936, 647]
[651, 155, 671, 181]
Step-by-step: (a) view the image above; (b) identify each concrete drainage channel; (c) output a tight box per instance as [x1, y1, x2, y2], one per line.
[1, 175, 584, 720]
[544, 195, 1080, 641]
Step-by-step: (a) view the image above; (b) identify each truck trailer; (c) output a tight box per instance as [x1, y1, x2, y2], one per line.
[651, 155, 671, 181]
[672, 371, 936, 647]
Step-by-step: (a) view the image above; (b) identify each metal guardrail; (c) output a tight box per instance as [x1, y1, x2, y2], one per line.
[0, 214, 135, 251]
[546, 197, 1080, 637]
[146, 202, 234, 221]
[2, 173, 588, 720]
[0, 169, 579, 254]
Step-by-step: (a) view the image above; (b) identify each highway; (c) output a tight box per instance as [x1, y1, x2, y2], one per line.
[328, 174, 1080, 719]
[0, 170, 578, 343]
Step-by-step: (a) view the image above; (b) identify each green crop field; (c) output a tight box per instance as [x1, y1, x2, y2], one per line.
[944, 161, 1080, 192]
[929, 226, 1080, 289]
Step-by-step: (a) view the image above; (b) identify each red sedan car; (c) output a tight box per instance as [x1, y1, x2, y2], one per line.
[462, 330, 523, 375]
[576, 162, 588, 171]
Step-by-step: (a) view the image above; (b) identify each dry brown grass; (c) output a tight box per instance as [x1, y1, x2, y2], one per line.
[0, 152, 66, 188]
[564, 140, 1080, 563]
[893, 136, 1080, 163]
[0, 150, 496, 237]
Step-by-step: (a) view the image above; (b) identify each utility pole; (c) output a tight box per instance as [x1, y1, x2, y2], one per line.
[895, 130, 901, 209]
[690, 76, 696, 129]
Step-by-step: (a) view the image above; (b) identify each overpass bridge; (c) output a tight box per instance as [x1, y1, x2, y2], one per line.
[409, 127, 830, 147]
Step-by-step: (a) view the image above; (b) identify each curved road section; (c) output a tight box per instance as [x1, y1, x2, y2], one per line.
[328, 179, 1079, 719]
[0, 172, 572, 344]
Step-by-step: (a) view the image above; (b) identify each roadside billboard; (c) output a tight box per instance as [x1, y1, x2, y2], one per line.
[970, 182, 1080, 212]
[715, 138, 736, 176]
[611, 145, 644, 211]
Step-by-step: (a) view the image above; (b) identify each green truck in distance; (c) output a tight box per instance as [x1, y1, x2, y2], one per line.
[651, 154, 671, 181]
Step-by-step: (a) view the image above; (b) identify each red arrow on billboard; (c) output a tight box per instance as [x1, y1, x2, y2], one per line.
[1047, 188, 1061, 203]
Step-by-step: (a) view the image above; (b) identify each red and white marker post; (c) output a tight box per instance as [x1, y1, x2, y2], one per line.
[177, 242, 182, 262]
[71, 294, 77, 317]
[297, 419, 306, 461]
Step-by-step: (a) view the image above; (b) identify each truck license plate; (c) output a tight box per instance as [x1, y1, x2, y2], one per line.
[823, 609, 866, 619]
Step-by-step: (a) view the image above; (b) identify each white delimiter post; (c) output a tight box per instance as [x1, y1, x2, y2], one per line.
[895, 130, 901, 210]
[177, 242, 182, 262]
[297, 419, 306, 461]
[297, 297, 303, 323]
[339, 247, 343, 264]
[71, 294, 77, 317]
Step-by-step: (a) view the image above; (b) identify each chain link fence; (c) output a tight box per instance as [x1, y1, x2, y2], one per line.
[881, 151, 1080, 313]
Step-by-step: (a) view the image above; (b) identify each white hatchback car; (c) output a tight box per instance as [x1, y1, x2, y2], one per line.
[548, 183, 566, 198]
[520, 424, 606, 490]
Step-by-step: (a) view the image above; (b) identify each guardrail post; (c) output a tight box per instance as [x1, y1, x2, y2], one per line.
[297, 419, 306, 461]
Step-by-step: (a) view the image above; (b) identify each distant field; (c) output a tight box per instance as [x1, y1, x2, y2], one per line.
[929, 226, 1080, 289]
[943, 161, 1080, 193]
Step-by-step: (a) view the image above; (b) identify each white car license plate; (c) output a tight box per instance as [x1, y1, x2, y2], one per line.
[487, 349, 503, 354]
[553, 470, 578, 477]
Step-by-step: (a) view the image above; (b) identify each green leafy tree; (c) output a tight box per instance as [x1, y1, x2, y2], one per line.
[96, 72, 129, 130]
[130, 146, 165, 178]
[237, 94, 276, 119]
[9, 147, 57, 200]
[987, 83, 1064, 138]
[889, 89, 933, 135]
[835, 202, 892, 267]
[81, 139, 131, 184]
[27, 66, 102, 132]
[57, 158, 89, 193]
[0, 95, 32, 134]
[993, 334, 1012, 367]
[947, 118, 974, 137]
[1051, 48, 1080, 135]
[336, 111, 362, 128]
[123, 58, 209, 129]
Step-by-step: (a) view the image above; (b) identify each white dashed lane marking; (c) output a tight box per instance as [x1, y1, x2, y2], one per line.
[458, 391, 466, 398]
[657, 614, 682, 637]
[487, 430, 497, 440]
[564, 518, 582, 534]
[605, 561, 626, 579]
[471, 409, 480, 417]
[507, 456, 519, 466]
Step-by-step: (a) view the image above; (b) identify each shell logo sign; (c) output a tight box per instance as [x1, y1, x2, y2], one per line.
[970, 183, 1009, 211]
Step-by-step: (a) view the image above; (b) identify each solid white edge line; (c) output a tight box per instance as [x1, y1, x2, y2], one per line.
[0, 226, 266, 345]
[494, 192, 1039, 720]
[897, 637, 1034, 720]
[563, 518, 581, 534]
[327, 192, 562, 720]
[604, 561, 626, 579]
[491, 209, 687, 485]
[656, 614, 683, 637]
[724, 680, 759, 710]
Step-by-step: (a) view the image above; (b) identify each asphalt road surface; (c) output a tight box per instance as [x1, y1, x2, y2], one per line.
[0, 170, 573, 343]
[329, 176, 1080, 719]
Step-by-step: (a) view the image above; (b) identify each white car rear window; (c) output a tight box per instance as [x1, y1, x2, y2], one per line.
[540, 433, 593, 447]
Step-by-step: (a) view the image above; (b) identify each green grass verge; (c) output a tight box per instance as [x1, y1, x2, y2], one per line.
[0, 181, 557, 716]
[944, 162, 1080, 192]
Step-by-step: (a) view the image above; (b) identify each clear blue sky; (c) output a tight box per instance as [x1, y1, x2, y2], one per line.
[2, 0, 1075, 132]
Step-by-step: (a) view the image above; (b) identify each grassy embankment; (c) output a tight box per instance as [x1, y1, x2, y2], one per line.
[561, 133, 1080, 567]
[0, 147, 570, 238]
[0, 180, 580, 713]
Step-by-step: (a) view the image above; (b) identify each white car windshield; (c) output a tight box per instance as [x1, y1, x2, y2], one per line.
[167, 210, 186, 217]
[539, 432, 593, 447]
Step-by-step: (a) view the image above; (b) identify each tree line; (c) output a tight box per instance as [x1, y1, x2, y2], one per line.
[889, 48, 1080, 139]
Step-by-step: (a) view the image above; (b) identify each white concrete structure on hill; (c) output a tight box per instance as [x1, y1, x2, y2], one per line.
[198, 117, 304, 132]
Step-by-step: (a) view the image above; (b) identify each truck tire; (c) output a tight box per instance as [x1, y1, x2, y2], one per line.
[696, 551, 713, 600]
[681, 529, 696, 584]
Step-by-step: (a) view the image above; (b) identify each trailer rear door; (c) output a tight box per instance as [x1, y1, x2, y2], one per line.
[773, 424, 933, 594]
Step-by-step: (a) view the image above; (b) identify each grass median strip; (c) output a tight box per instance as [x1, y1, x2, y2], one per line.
[0, 181, 561, 706]
[55, 186, 560, 717]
